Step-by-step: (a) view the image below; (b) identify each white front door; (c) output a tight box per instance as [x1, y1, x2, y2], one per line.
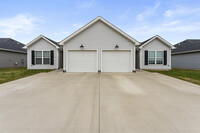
[67, 50, 97, 72]
[102, 50, 132, 72]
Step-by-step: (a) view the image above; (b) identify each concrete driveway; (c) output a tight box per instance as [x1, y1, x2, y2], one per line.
[0, 71, 200, 133]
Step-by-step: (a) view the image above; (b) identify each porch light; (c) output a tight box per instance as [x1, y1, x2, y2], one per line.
[115, 44, 119, 48]
[80, 44, 84, 48]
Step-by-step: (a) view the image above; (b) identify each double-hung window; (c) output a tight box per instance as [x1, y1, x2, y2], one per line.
[43, 51, 50, 64]
[35, 51, 50, 65]
[156, 51, 164, 64]
[148, 51, 155, 64]
[35, 51, 42, 64]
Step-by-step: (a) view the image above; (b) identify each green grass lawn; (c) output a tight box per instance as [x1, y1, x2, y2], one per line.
[148, 69, 200, 85]
[0, 67, 53, 84]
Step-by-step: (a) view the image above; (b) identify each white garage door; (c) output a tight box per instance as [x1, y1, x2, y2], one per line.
[102, 50, 132, 72]
[68, 50, 97, 72]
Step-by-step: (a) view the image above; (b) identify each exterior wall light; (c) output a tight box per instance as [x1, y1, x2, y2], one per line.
[115, 44, 119, 48]
[80, 44, 84, 48]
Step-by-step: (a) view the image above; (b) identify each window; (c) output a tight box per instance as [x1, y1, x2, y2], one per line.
[148, 51, 155, 64]
[35, 51, 42, 64]
[156, 51, 164, 64]
[43, 51, 50, 64]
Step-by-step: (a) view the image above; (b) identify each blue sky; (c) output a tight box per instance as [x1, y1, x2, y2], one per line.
[0, 0, 200, 44]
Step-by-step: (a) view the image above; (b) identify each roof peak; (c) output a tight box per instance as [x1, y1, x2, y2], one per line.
[60, 16, 139, 45]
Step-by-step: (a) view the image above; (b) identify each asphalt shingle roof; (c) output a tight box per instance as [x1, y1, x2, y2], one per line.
[0, 38, 26, 53]
[43, 36, 60, 47]
[172, 39, 200, 54]
[139, 37, 154, 47]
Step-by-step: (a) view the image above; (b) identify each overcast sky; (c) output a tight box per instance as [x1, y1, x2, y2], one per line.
[0, 0, 200, 44]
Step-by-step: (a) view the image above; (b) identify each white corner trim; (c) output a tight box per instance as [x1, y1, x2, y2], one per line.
[139, 35, 175, 49]
[24, 35, 59, 49]
[59, 16, 139, 45]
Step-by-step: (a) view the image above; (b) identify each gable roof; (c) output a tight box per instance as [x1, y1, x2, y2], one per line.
[60, 16, 139, 45]
[0, 38, 26, 53]
[139, 35, 175, 49]
[172, 39, 200, 54]
[140, 36, 154, 46]
[23, 35, 60, 49]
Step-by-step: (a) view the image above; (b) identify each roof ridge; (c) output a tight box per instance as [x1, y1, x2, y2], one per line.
[0, 38, 26, 53]
[172, 39, 200, 54]
[42, 35, 60, 47]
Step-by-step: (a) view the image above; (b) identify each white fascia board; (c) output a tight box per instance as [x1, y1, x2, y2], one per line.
[59, 16, 139, 45]
[172, 49, 200, 55]
[0, 48, 26, 54]
[139, 35, 175, 49]
[25, 35, 59, 49]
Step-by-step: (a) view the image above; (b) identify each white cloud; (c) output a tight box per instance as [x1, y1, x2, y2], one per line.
[72, 23, 84, 29]
[163, 20, 181, 26]
[77, 0, 95, 8]
[53, 31, 69, 36]
[119, 8, 132, 21]
[164, 6, 200, 17]
[135, 1, 161, 21]
[153, 1, 161, 10]
[127, 21, 200, 38]
[164, 10, 173, 17]
[136, 14, 144, 21]
[0, 14, 40, 37]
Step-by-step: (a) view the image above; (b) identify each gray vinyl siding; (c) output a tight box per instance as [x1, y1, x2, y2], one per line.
[63, 21, 136, 71]
[0, 50, 27, 68]
[139, 39, 171, 70]
[27, 38, 59, 69]
[172, 52, 200, 69]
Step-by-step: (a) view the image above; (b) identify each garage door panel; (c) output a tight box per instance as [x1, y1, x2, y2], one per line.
[68, 50, 97, 72]
[102, 50, 131, 72]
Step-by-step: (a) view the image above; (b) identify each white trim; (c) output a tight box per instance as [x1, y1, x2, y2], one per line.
[0, 48, 26, 54]
[34, 50, 52, 66]
[43, 51, 50, 65]
[172, 49, 200, 55]
[60, 16, 139, 45]
[57, 50, 59, 69]
[133, 46, 135, 71]
[139, 35, 175, 49]
[101, 49, 133, 72]
[23, 35, 59, 49]
[35, 51, 43, 65]
[147, 50, 164, 65]
[66, 49, 98, 72]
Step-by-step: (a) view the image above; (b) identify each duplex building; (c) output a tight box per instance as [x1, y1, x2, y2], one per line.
[23, 16, 175, 72]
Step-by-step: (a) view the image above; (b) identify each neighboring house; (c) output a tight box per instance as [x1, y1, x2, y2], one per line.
[172, 39, 200, 69]
[0, 38, 27, 68]
[24, 16, 174, 72]
[23, 35, 62, 69]
[137, 35, 175, 70]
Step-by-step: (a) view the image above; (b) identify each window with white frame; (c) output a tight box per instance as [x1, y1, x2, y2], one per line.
[35, 51, 42, 64]
[148, 51, 155, 64]
[156, 51, 164, 64]
[43, 51, 50, 64]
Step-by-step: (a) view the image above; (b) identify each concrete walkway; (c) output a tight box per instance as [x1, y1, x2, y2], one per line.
[0, 71, 200, 133]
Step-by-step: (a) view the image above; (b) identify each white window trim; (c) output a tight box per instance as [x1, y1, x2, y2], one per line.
[43, 51, 50, 65]
[35, 51, 43, 65]
[148, 50, 164, 65]
[35, 50, 51, 65]
[156, 51, 164, 65]
[148, 51, 155, 65]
